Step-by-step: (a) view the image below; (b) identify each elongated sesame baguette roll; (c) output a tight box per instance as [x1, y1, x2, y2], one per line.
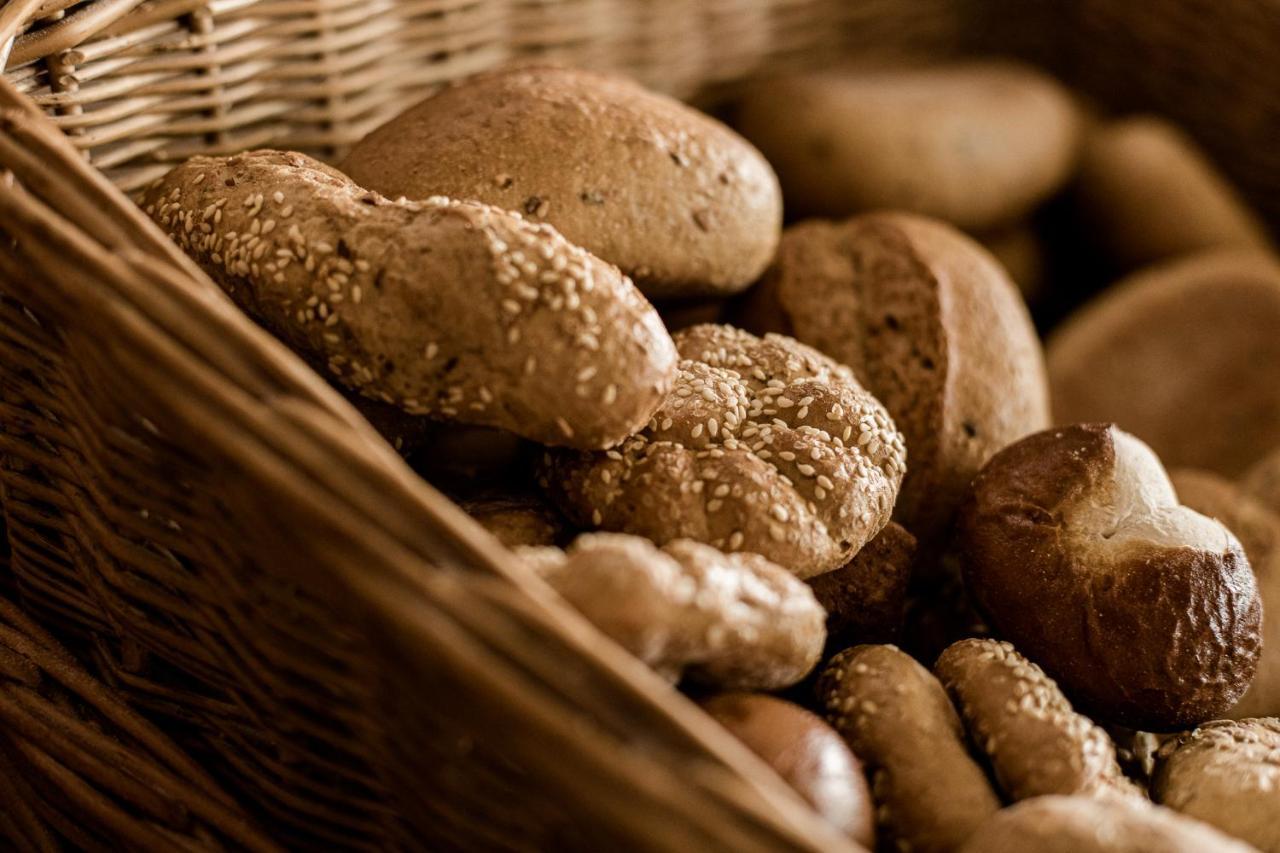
[139, 150, 677, 449]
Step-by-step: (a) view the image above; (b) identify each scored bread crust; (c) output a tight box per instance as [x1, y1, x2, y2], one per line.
[957, 794, 1259, 853]
[817, 644, 1000, 853]
[539, 324, 906, 579]
[1152, 718, 1280, 853]
[139, 150, 676, 449]
[934, 638, 1139, 802]
[738, 212, 1048, 545]
[341, 64, 782, 299]
[521, 534, 824, 689]
[959, 423, 1262, 730]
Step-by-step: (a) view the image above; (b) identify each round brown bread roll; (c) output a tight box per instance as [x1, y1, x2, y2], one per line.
[1171, 469, 1280, 718]
[1152, 719, 1280, 853]
[958, 795, 1260, 853]
[959, 423, 1262, 730]
[934, 639, 1139, 802]
[1047, 250, 1280, 477]
[340, 65, 782, 299]
[734, 61, 1080, 230]
[520, 534, 825, 689]
[817, 644, 1000, 853]
[1074, 116, 1273, 272]
[540, 324, 906, 579]
[807, 521, 916, 649]
[737, 212, 1049, 545]
[700, 693, 875, 847]
[139, 150, 677, 450]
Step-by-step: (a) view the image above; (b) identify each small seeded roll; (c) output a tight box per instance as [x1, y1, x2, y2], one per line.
[935, 639, 1139, 802]
[1048, 250, 1280, 477]
[734, 61, 1080, 230]
[459, 493, 567, 548]
[1171, 469, 1280, 719]
[342, 65, 782, 299]
[817, 645, 1000, 853]
[140, 150, 677, 450]
[958, 795, 1259, 853]
[540, 324, 906, 578]
[521, 534, 824, 689]
[1152, 719, 1280, 853]
[960, 423, 1262, 730]
[1075, 116, 1273, 271]
[701, 693, 875, 847]
[807, 521, 916, 649]
[737, 212, 1049, 545]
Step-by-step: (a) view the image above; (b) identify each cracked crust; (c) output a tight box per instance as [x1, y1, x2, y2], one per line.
[140, 150, 677, 449]
[1152, 719, 1280, 853]
[817, 644, 999, 853]
[959, 423, 1263, 730]
[539, 324, 906, 578]
[934, 639, 1140, 802]
[737, 212, 1048, 546]
[520, 534, 824, 689]
[341, 65, 782, 299]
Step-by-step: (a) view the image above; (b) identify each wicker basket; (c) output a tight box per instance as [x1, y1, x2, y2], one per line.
[0, 1, 1276, 849]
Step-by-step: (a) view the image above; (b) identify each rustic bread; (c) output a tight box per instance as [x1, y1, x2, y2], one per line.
[341, 65, 782, 299]
[817, 644, 1000, 853]
[1074, 116, 1273, 271]
[139, 150, 677, 450]
[1152, 719, 1280, 853]
[1048, 250, 1280, 477]
[540, 324, 905, 578]
[959, 795, 1259, 853]
[520, 534, 823, 689]
[807, 521, 915, 650]
[935, 639, 1139, 802]
[960, 423, 1262, 730]
[701, 693, 875, 847]
[733, 61, 1080, 230]
[1171, 469, 1280, 718]
[737, 212, 1048, 546]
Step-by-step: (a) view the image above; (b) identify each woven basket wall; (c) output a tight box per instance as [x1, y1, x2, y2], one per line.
[0, 1, 1277, 850]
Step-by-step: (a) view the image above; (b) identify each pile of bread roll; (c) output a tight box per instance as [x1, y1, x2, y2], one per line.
[140, 61, 1280, 852]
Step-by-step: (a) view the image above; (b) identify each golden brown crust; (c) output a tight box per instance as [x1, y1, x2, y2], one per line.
[934, 639, 1140, 802]
[1171, 469, 1280, 719]
[817, 644, 1000, 853]
[540, 324, 905, 578]
[1152, 719, 1280, 853]
[738, 212, 1049, 545]
[958, 795, 1259, 853]
[959, 423, 1262, 730]
[733, 61, 1080, 230]
[460, 494, 567, 548]
[1048, 250, 1280, 477]
[700, 692, 875, 848]
[139, 150, 677, 449]
[341, 65, 782, 299]
[1075, 116, 1273, 271]
[807, 522, 915, 649]
[521, 534, 825, 689]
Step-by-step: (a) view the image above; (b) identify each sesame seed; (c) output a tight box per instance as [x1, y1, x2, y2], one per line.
[273, 191, 285, 204]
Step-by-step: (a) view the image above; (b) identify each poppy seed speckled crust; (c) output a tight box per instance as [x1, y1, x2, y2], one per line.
[519, 534, 824, 690]
[817, 645, 1000, 853]
[139, 150, 677, 450]
[934, 639, 1140, 803]
[1152, 718, 1280, 852]
[341, 65, 783, 300]
[958, 795, 1259, 853]
[959, 423, 1263, 731]
[737, 212, 1049, 549]
[539, 324, 906, 579]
